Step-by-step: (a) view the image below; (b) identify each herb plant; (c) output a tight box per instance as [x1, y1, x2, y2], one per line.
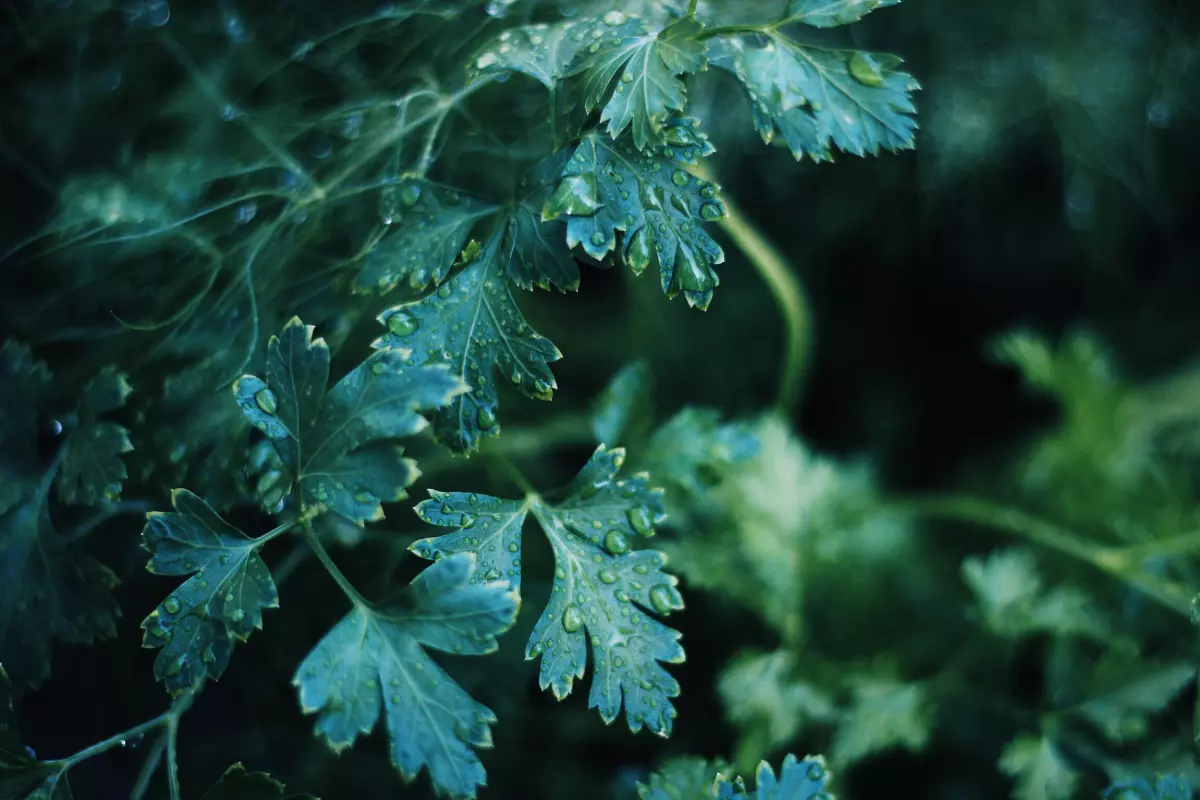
[2, 0, 1197, 798]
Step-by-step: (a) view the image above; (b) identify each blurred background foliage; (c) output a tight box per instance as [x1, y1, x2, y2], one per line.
[2, 0, 1200, 798]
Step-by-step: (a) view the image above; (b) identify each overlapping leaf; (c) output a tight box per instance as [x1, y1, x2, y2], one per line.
[0, 343, 120, 692]
[562, 16, 707, 151]
[234, 317, 466, 524]
[414, 445, 686, 735]
[714, 754, 833, 800]
[710, 35, 918, 161]
[373, 236, 561, 453]
[0, 666, 71, 799]
[467, 19, 601, 88]
[294, 552, 517, 799]
[140, 490, 279, 696]
[1105, 775, 1192, 800]
[785, 0, 900, 27]
[200, 763, 315, 800]
[501, 153, 582, 293]
[542, 121, 727, 309]
[637, 757, 726, 800]
[355, 180, 497, 295]
[55, 366, 134, 505]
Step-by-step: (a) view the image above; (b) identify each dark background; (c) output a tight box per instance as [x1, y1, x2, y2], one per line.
[2, 0, 1199, 797]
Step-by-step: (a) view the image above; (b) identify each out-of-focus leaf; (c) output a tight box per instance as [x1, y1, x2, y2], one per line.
[999, 735, 1077, 800]
[637, 756, 726, 800]
[709, 35, 919, 162]
[294, 553, 518, 799]
[414, 445, 685, 735]
[140, 490, 279, 696]
[785, 0, 900, 27]
[592, 361, 652, 446]
[199, 762, 316, 800]
[373, 237, 560, 453]
[562, 16, 707, 151]
[0, 666, 72, 799]
[830, 677, 930, 766]
[718, 649, 836, 754]
[542, 122, 726, 309]
[1076, 657, 1193, 744]
[234, 317, 466, 525]
[56, 366, 134, 506]
[1104, 774, 1192, 800]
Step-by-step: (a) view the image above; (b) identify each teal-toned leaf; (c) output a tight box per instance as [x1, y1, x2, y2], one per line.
[830, 677, 930, 766]
[56, 366, 134, 505]
[591, 361, 652, 446]
[200, 762, 316, 800]
[412, 491, 530, 589]
[542, 126, 726, 309]
[501, 153, 582, 293]
[0, 666, 71, 799]
[415, 445, 685, 735]
[234, 317, 466, 525]
[373, 236, 561, 453]
[0, 348, 120, 692]
[356, 181, 497, 295]
[998, 735, 1077, 800]
[294, 552, 518, 799]
[467, 19, 598, 88]
[1105, 775, 1192, 800]
[637, 756, 727, 800]
[563, 16, 707, 151]
[140, 489, 278, 695]
[713, 754, 833, 800]
[785, 0, 900, 27]
[710, 35, 918, 162]
[1077, 657, 1193, 744]
[643, 407, 760, 500]
[718, 649, 836, 753]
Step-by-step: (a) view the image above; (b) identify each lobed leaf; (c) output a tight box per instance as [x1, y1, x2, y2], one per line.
[56, 366, 134, 506]
[294, 553, 517, 799]
[200, 762, 316, 800]
[0, 666, 72, 799]
[999, 735, 1077, 800]
[591, 360, 652, 446]
[373, 236, 561, 453]
[415, 445, 686, 735]
[710, 35, 918, 162]
[234, 317, 466, 524]
[501, 153, 582, 293]
[140, 490, 279, 695]
[637, 757, 727, 800]
[1104, 775, 1192, 800]
[785, 0, 901, 27]
[713, 754, 833, 800]
[542, 123, 726, 309]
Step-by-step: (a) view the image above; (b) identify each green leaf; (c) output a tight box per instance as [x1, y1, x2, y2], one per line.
[502, 153, 582, 293]
[718, 650, 836, 754]
[199, 762, 316, 800]
[542, 124, 726, 310]
[140, 489, 279, 695]
[0, 345, 120, 691]
[234, 317, 466, 524]
[562, 16, 708, 151]
[1077, 656, 1193, 744]
[637, 756, 727, 800]
[643, 407, 760, 501]
[1105, 775, 1192, 800]
[414, 445, 685, 735]
[56, 366, 134, 506]
[355, 180, 497, 295]
[785, 0, 901, 27]
[591, 361, 652, 446]
[373, 235, 561, 453]
[467, 19, 600, 88]
[0, 666, 71, 800]
[710, 35, 919, 162]
[998, 735, 1077, 800]
[713, 754, 833, 800]
[294, 552, 517, 799]
[830, 677, 931, 766]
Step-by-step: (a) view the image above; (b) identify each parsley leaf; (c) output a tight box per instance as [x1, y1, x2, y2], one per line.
[0, 343, 120, 692]
[355, 180, 497, 295]
[542, 123, 727, 310]
[562, 16, 707, 151]
[830, 677, 931, 766]
[591, 361, 652, 446]
[414, 445, 686, 735]
[234, 317, 466, 525]
[0, 665, 70, 799]
[998, 735, 1078, 800]
[468, 20, 599, 89]
[374, 236, 561, 453]
[140, 490, 280, 696]
[294, 552, 517, 800]
[710, 35, 919, 162]
[56, 366, 134, 506]
[637, 756, 727, 800]
[200, 763, 315, 800]
[502, 153, 582, 293]
[713, 754, 833, 800]
[785, 0, 901, 27]
[1104, 775, 1192, 800]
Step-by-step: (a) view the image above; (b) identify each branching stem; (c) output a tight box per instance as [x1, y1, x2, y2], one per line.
[303, 518, 372, 609]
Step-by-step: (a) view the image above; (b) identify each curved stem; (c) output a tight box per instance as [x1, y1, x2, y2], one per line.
[693, 164, 812, 415]
[165, 715, 182, 800]
[129, 733, 167, 800]
[901, 495, 1194, 618]
[303, 519, 372, 609]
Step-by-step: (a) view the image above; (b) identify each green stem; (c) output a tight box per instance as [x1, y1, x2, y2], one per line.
[902, 495, 1194, 618]
[693, 164, 811, 415]
[697, 24, 771, 40]
[42, 690, 193, 776]
[165, 715, 182, 800]
[687, 0, 699, 16]
[486, 450, 538, 496]
[303, 519, 372, 609]
[130, 733, 168, 800]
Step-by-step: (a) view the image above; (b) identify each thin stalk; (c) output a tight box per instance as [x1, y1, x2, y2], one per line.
[693, 164, 811, 414]
[303, 519, 372, 608]
[165, 715, 182, 800]
[129, 733, 167, 800]
[902, 495, 1195, 618]
[486, 450, 538, 496]
[687, 0, 699, 16]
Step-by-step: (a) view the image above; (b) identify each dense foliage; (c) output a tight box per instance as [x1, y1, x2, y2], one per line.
[2, 0, 1199, 798]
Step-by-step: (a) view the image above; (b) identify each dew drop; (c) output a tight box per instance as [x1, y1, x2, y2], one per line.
[230, 608, 245, 623]
[603, 10, 625, 25]
[590, 231, 607, 247]
[671, 169, 690, 187]
[627, 506, 653, 535]
[848, 52, 886, 88]
[598, 569, 618, 584]
[386, 311, 418, 336]
[649, 584, 682, 614]
[399, 183, 422, 207]
[700, 203, 725, 221]
[163, 596, 182, 615]
[604, 530, 630, 555]
[562, 605, 585, 633]
[254, 388, 278, 415]
[478, 406, 497, 430]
